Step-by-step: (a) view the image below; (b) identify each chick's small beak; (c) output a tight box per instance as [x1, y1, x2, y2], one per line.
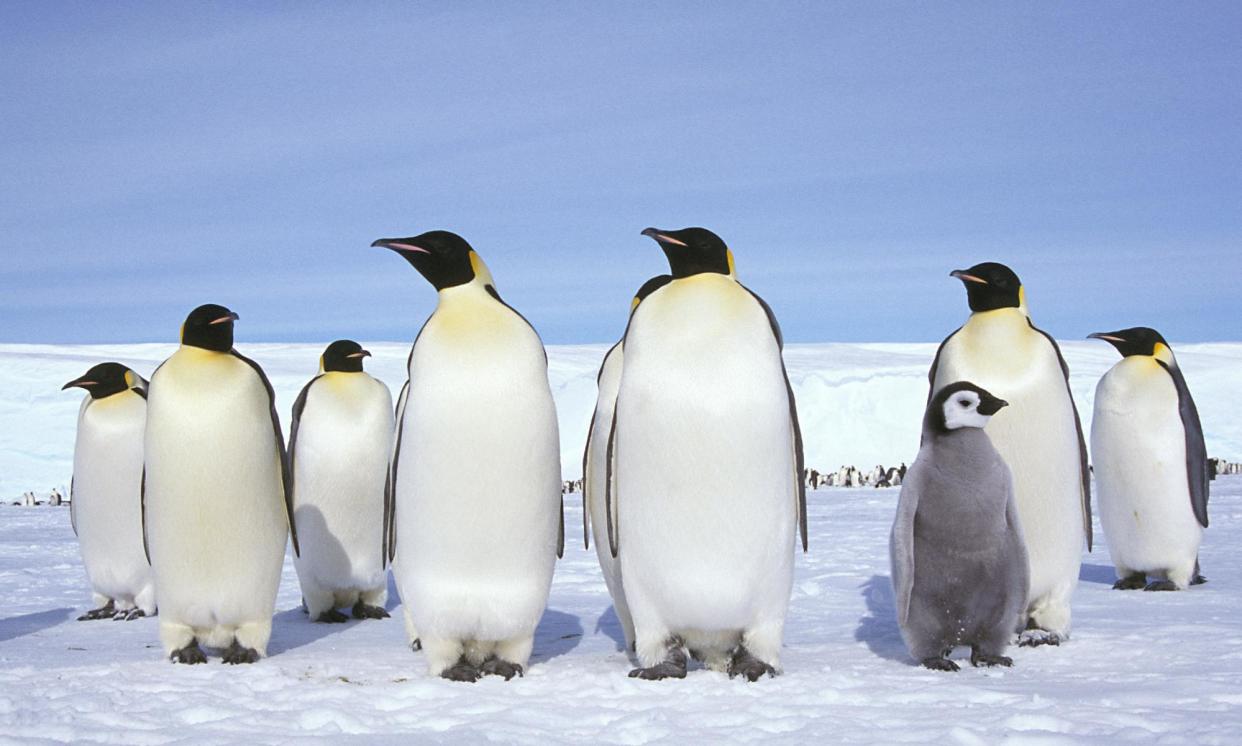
[950, 270, 988, 285]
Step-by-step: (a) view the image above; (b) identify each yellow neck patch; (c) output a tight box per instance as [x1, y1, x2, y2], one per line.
[123, 370, 135, 388]
[726, 249, 737, 279]
[1018, 285, 1028, 314]
[1153, 342, 1175, 365]
[469, 251, 496, 288]
[319, 354, 326, 373]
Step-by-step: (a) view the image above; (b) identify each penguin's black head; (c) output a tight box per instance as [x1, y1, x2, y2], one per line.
[926, 381, 1008, 434]
[630, 274, 673, 312]
[372, 230, 482, 291]
[1088, 327, 1170, 358]
[322, 339, 371, 373]
[950, 262, 1023, 313]
[62, 362, 134, 399]
[181, 303, 238, 352]
[641, 227, 733, 279]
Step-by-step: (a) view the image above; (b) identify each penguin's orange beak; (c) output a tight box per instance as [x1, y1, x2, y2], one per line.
[209, 311, 240, 325]
[372, 239, 431, 254]
[950, 270, 988, 285]
[641, 228, 687, 247]
[62, 377, 95, 390]
[346, 350, 372, 359]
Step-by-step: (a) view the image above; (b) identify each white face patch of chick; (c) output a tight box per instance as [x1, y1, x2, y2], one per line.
[942, 390, 992, 430]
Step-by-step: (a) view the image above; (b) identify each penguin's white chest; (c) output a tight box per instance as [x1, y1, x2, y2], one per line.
[394, 290, 560, 640]
[615, 276, 795, 630]
[293, 373, 393, 590]
[73, 392, 150, 598]
[1092, 357, 1201, 571]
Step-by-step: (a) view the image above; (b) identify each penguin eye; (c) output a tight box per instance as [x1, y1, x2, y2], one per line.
[958, 399, 970, 408]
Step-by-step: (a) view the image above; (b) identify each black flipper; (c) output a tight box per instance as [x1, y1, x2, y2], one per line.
[581, 405, 596, 551]
[743, 286, 808, 551]
[557, 494, 565, 559]
[604, 413, 619, 559]
[231, 350, 299, 557]
[1157, 359, 1209, 528]
[385, 378, 410, 566]
[141, 467, 150, 564]
[1028, 320, 1093, 552]
[286, 375, 321, 552]
[69, 476, 77, 537]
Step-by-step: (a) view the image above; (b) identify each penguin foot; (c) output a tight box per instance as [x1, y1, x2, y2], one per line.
[440, 657, 482, 683]
[628, 647, 688, 681]
[411, 639, 422, 652]
[221, 640, 260, 665]
[77, 601, 116, 621]
[1017, 630, 1063, 648]
[727, 647, 777, 682]
[1112, 573, 1147, 590]
[1144, 580, 1179, 592]
[1191, 573, 1208, 586]
[170, 640, 207, 665]
[480, 657, 524, 681]
[113, 609, 146, 621]
[352, 602, 390, 620]
[921, 657, 960, 672]
[970, 651, 1013, 668]
[315, 609, 350, 624]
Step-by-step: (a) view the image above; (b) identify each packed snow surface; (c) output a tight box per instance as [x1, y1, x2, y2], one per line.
[2, 342, 1241, 742]
[2, 480, 1241, 743]
[4, 341, 1241, 499]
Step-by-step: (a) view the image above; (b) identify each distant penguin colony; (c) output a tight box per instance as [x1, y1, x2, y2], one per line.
[58, 229, 1216, 678]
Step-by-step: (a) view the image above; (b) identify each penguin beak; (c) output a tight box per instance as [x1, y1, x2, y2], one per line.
[62, 377, 95, 391]
[977, 396, 1009, 416]
[1088, 332, 1126, 343]
[641, 228, 687, 247]
[372, 239, 431, 254]
[950, 269, 988, 285]
[209, 311, 240, 325]
[346, 350, 371, 359]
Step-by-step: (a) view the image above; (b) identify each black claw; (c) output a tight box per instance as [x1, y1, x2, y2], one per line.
[1018, 632, 1062, 648]
[1113, 573, 1147, 590]
[171, 640, 207, 665]
[1144, 580, 1179, 592]
[970, 651, 1013, 668]
[411, 638, 423, 652]
[728, 646, 778, 682]
[315, 609, 350, 624]
[352, 602, 390, 620]
[480, 657, 524, 681]
[221, 640, 260, 665]
[1191, 574, 1208, 586]
[78, 601, 116, 621]
[921, 656, 960, 672]
[440, 657, 481, 683]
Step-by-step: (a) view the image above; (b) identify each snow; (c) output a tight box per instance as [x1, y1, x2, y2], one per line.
[1, 341, 1241, 742]
[3, 479, 1242, 742]
[4, 341, 1242, 500]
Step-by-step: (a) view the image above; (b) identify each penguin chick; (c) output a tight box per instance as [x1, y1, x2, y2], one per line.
[373, 230, 561, 682]
[290, 340, 394, 623]
[63, 362, 155, 621]
[892, 381, 1029, 671]
[1089, 327, 1208, 591]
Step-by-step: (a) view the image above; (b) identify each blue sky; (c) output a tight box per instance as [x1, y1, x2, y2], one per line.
[3, 2, 1239, 344]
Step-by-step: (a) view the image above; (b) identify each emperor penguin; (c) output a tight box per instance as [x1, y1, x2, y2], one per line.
[62, 363, 156, 621]
[1089, 327, 1209, 591]
[372, 230, 561, 682]
[929, 262, 1090, 647]
[892, 382, 1029, 671]
[582, 274, 672, 652]
[143, 304, 297, 664]
[608, 226, 806, 681]
[290, 340, 394, 622]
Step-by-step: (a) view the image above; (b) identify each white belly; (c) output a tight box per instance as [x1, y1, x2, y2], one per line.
[616, 276, 795, 632]
[73, 392, 152, 603]
[933, 311, 1085, 602]
[1092, 357, 1202, 574]
[393, 307, 560, 642]
[144, 348, 288, 630]
[292, 373, 393, 595]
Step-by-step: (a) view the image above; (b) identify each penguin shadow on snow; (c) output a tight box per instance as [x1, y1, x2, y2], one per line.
[0, 607, 76, 644]
[594, 605, 628, 652]
[1079, 563, 1119, 586]
[268, 505, 388, 656]
[854, 575, 915, 664]
[530, 609, 584, 664]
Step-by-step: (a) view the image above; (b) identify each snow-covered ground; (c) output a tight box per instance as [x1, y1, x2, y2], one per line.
[4, 341, 1241, 500]
[1, 478, 1240, 743]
